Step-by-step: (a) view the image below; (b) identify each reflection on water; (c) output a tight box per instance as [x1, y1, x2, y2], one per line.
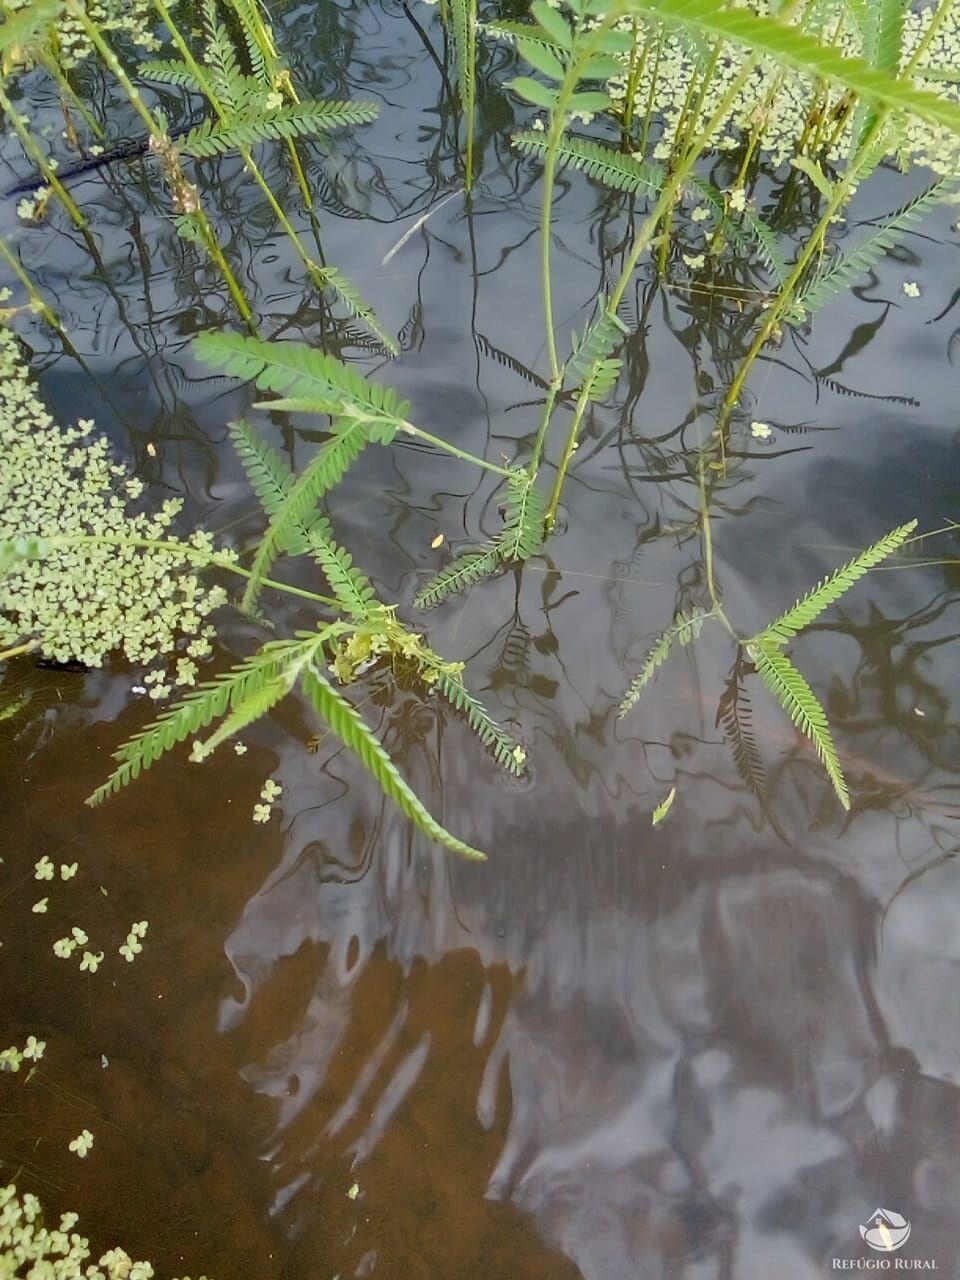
[3, 1, 960, 1277]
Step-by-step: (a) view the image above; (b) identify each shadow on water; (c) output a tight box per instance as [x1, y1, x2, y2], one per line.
[3, 2, 960, 1278]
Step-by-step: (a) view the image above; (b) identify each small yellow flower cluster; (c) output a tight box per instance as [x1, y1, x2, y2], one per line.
[0, 326, 231, 677]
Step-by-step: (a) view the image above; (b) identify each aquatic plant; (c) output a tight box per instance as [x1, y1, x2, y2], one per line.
[1, 0, 388, 335]
[0, 326, 522, 859]
[0, 321, 228, 671]
[0, 1183, 206, 1279]
[618, 518, 919, 809]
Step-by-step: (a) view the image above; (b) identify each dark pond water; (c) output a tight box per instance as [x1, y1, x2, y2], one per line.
[3, 4, 960, 1278]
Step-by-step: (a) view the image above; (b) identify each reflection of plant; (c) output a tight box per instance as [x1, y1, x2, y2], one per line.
[618, 520, 918, 809]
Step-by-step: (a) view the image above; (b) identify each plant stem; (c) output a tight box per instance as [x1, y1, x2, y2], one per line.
[539, 8, 625, 383]
[544, 59, 757, 528]
[721, 0, 956, 429]
[401, 423, 514, 477]
[153, 0, 334, 302]
[67, 3, 254, 325]
[0, 237, 61, 331]
[0, 641, 38, 663]
[0, 85, 87, 228]
[720, 117, 885, 427]
[30, 534, 342, 609]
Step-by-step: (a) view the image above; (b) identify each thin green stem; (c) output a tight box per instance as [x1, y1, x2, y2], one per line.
[68, 3, 254, 324]
[0, 237, 61, 331]
[401, 423, 514, 477]
[544, 59, 757, 528]
[529, 384, 559, 475]
[28, 534, 341, 609]
[153, 0, 326, 297]
[539, 7, 625, 382]
[721, 114, 885, 427]
[0, 85, 86, 228]
[0, 641, 38, 663]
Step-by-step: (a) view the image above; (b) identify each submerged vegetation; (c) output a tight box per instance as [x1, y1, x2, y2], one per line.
[2, 0, 960, 850]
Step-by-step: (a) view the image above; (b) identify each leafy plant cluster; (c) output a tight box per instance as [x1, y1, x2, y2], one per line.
[2, 0, 960, 851]
[0, 1182, 207, 1279]
[0, 317, 228, 674]
[0, 323, 524, 857]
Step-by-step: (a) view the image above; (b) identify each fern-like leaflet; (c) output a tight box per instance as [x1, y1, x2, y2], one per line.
[789, 180, 958, 320]
[513, 131, 664, 197]
[415, 470, 544, 609]
[431, 670, 525, 775]
[193, 332, 409, 428]
[751, 519, 916, 646]
[314, 266, 399, 357]
[566, 304, 628, 403]
[228, 419, 377, 617]
[300, 663, 486, 859]
[618, 607, 713, 717]
[241, 418, 390, 612]
[414, 546, 501, 610]
[85, 639, 313, 805]
[180, 102, 379, 157]
[748, 639, 849, 809]
[497, 470, 546, 562]
[685, 174, 788, 285]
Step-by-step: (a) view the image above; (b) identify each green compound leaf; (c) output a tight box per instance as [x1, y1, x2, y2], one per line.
[414, 545, 501, 609]
[138, 59, 203, 90]
[86, 641, 304, 806]
[180, 101, 379, 157]
[431, 669, 525, 775]
[749, 640, 849, 809]
[496, 470, 545, 562]
[241, 419, 386, 612]
[513, 131, 664, 196]
[618, 607, 713, 717]
[228, 418, 377, 618]
[193, 331, 409, 426]
[194, 667, 296, 759]
[751, 519, 917, 646]
[300, 663, 486, 859]
[567, 303, 628, 403]
[791, 183, 957, 320]
[685, 174, 788, 285]
[313, 265, 398, 357]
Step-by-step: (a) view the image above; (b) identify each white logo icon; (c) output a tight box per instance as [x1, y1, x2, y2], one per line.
[860, 1208, 912, 1252]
